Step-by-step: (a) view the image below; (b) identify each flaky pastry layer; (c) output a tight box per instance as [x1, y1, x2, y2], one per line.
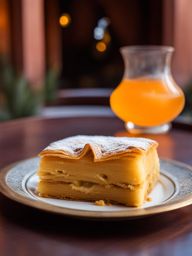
[39, 135, 158, 162]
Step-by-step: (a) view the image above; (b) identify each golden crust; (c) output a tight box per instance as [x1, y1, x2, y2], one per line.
[39, 135, 158, 162]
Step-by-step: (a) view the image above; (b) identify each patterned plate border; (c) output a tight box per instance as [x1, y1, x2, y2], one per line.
[0, 157, 192, 219]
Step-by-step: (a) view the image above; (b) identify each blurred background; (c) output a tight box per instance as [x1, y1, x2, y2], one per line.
[0, 0, 192, 120]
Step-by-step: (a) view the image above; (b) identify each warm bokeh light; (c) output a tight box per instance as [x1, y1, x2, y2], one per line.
[103, 32, 111, 44]
[59, 13, 71, 27]
[96, 42, 107, 52]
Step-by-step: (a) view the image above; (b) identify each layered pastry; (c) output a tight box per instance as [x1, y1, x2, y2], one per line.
[37, 135, 159, 207]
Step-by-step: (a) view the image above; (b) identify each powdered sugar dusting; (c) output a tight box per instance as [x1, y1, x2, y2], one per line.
[41, 135, 157, 160]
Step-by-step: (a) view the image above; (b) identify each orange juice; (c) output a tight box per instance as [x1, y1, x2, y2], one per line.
[110, 78, 185, 127]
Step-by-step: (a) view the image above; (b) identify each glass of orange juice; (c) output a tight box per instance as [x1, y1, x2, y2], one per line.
[110, 46, 185, 134]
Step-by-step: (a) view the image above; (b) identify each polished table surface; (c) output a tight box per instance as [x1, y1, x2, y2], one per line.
[0, 109, 192, 256]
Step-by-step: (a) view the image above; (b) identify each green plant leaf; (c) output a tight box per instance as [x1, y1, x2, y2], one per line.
[0, 59, 59, 120]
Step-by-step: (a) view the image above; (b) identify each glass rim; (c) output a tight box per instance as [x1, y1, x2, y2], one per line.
[120, 45, 174, 53]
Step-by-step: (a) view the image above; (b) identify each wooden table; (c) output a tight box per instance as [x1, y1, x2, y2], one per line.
[0, 107, 192, 256]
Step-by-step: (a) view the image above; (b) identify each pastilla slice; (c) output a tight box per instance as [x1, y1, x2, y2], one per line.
[37, 135, 159, 207]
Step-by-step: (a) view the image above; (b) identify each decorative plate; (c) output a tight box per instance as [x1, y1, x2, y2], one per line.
[0, 158, 192, 219]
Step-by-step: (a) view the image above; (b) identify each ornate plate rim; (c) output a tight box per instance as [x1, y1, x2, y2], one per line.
[0, 157, 192, 219]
